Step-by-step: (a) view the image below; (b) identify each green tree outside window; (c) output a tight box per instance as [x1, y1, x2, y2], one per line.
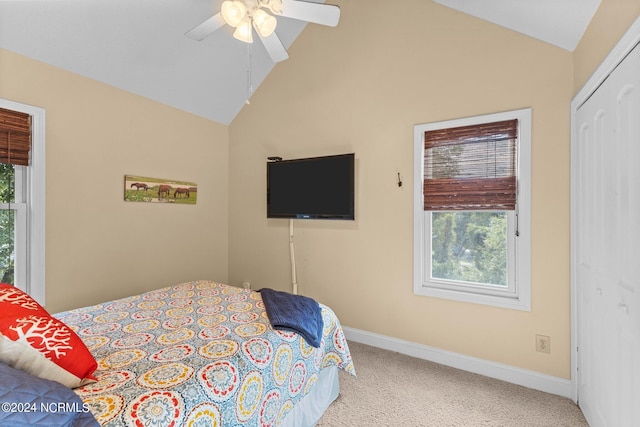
[0, 163, 15, 284]
[431, 211, 508, 287]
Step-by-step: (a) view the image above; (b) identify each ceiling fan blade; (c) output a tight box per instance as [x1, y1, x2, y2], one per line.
[276, 0, 340, 27]
[258, 32, 289, 63]
[185, 13, 226, 41]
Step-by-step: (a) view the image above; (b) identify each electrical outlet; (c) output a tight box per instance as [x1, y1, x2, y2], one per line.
[242, 281, 251, 290]
[536, 334, 551, 353]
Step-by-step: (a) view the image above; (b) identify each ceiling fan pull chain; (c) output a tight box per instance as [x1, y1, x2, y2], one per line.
[246, 41, 254, 104]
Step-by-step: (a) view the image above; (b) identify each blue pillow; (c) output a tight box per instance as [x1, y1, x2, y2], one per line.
[0, 362, 99, 426]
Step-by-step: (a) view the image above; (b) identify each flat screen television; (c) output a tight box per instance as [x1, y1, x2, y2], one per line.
[267, 153, 355, 220]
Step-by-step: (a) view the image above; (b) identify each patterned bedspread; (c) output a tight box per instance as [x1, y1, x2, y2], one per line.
[54, 280, 355, 426]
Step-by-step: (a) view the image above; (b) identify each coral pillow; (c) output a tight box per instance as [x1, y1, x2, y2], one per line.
[0, 284, 97, 388]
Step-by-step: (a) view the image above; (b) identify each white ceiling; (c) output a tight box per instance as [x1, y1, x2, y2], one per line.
[433, 0, 601, 52]
[0, 0, 602, 125]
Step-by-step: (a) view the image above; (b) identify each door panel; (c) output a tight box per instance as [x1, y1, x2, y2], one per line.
[575, 42, 640, 427]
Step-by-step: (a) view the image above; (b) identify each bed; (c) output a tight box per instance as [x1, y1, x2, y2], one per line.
[0, 280, 355, 426]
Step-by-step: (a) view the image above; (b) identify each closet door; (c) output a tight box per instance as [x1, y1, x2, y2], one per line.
[575, 43, 640, 427]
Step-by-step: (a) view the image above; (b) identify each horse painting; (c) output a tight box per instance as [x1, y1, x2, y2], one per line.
[174, 188, 190, 199]
[158, 184, 172, 198]
[130, 182, 148, 191]
[125, 175, 197, 204]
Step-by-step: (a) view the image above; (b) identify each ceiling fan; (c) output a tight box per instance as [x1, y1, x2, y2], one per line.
[185, 0, 340, 63]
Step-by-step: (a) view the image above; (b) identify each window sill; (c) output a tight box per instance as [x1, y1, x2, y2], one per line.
[414, 284, 531, 311]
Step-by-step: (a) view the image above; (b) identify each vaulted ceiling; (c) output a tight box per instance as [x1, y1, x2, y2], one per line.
[0, 0, 601, 125]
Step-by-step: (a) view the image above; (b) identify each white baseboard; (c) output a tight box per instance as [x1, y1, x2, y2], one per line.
[342, 326, 574, 401]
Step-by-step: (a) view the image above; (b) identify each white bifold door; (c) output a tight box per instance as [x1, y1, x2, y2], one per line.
[574, 41, 640, 427]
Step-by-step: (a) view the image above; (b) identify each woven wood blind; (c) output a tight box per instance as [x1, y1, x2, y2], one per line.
[423, 119, 518, 211]
[0, 107, 32, 166]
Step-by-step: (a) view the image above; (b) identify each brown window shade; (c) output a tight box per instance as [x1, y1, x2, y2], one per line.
[423, 119, 518, 211]
[0, 107, 32, 166]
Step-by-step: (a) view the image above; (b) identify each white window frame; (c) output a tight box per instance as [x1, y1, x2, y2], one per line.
[0, 99, 46, 305]
[413, 109, 531, 311]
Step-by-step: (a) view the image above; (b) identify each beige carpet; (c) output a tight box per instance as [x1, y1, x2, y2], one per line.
[317, 341, 588, 427]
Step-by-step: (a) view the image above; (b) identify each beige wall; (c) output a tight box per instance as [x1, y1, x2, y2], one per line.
[0, 49, 229, 313]
[228, 0, 574, 378]
[573, 0, 640, 93]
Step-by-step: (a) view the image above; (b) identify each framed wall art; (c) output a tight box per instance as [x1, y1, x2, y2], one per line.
[124, 175, 197, 204]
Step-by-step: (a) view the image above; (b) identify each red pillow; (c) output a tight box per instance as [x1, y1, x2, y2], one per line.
[0, 283, 97, 388]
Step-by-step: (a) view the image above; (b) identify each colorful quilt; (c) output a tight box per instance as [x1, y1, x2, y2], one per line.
[54, 280, 355, 426]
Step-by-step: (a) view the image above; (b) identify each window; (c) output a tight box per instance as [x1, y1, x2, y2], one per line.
[413, 109, 531, 310]
[0, 164, 25, 284]
[0, 100, 45, 304]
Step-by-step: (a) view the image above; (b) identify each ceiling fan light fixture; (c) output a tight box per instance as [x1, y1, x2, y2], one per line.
[221, 0, 247, 27]
[267, 0, 283, 15]
[233, 18, 253, 43]
[252, 9, 277, 37]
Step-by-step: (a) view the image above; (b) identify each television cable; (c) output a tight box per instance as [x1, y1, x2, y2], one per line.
[289, 219, 298, 295]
